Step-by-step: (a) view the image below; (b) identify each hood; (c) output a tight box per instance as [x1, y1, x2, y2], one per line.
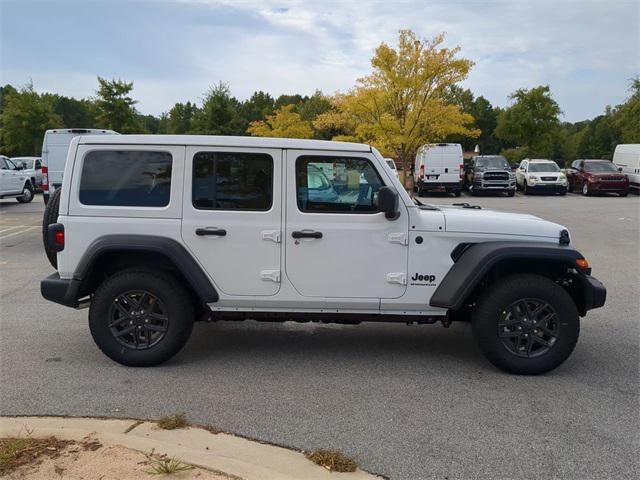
[587, 172, 626, 179]
[437, 205, 566, 239]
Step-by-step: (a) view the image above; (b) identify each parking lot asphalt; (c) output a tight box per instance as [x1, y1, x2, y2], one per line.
[1, 191, 638, 480]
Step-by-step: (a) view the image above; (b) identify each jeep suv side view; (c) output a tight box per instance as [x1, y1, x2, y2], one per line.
[465, 155, 516, 196]
[41, 135, 606, 374]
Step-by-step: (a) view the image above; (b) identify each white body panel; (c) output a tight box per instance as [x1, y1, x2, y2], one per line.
[41, 129, 118, 195]
[57, 135, 570, 317]
[613, 144, 640, 190]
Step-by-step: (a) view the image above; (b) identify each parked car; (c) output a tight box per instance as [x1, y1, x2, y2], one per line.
[516, 159, 567, 195]
[41, 128, 118, 204]
[613, 144, 639, 192]
[385, 158, 399, 179]
[0, 156, 35, 203]
[413, 143, 463, 196]
[465, 155, 516, 196]
[12, 156, 43, 191]
[40, 135, 606, 374]
[566, 159, 629, 196]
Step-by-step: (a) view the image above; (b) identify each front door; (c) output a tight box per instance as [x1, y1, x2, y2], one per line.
[181, 147, 282, 296]
[285, 150, 409, 305]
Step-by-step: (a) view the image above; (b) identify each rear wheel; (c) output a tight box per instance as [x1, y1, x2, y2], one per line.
[472, 274, 579, 375]
[89, 270, 195, 366]
[16, 182, 33, 203]
[42, 188, 62, 268]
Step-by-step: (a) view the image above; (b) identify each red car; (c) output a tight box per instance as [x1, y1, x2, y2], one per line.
[566, 159, 629, 196]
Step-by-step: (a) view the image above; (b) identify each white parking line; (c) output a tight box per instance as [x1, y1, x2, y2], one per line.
[0, 225, 27, 234]
[0, 226, 38, 241]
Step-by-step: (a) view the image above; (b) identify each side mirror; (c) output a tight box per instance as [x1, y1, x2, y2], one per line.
[378, 186, 400, 220]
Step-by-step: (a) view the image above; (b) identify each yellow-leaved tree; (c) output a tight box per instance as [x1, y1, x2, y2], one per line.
[247, 104, 314, 139]
[314, 30, 480, 183]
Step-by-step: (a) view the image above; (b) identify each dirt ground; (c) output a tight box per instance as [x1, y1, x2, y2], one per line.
[2, 437, 232, 480]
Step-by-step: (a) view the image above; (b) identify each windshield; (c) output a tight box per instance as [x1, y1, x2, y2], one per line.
[584, 161, 617, 172]
[475, 156, 508, 169]
[529, 162, 559, 172]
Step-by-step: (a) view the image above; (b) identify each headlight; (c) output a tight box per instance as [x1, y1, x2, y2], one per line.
[529, 175, 539, 181]
[475, 172, 483, 179]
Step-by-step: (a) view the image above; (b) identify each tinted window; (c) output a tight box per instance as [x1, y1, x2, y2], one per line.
[296, 156, 384, 213]
[192, 152, 273, 210]
[35, 160, 42, 169]
[79, 150, 172, 206]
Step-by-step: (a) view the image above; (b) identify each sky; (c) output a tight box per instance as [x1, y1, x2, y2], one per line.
[1, 0, 638, 122]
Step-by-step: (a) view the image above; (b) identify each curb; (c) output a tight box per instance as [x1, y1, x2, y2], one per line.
[0, 416, 380, 480]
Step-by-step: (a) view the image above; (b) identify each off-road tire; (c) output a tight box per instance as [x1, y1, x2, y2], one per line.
[16, 182, 34, 203]
[89, 270, 195, 367]
[472, 274, 580, 375]
[42, 188, 62, 268]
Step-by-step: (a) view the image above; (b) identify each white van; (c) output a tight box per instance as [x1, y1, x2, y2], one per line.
[41, 128, 118, 203]
[613, 144, 640, 191]
[414, 143, 463, 196]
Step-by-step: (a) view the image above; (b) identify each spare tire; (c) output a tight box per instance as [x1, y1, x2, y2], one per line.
[42, 188, 61, 268]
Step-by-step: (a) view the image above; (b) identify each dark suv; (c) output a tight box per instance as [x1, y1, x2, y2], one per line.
[566, 159, 629, 196]
[465, 155, 516, 196]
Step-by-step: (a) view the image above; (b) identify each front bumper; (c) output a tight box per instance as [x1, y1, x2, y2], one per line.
[473, 180, 516, 191]
[418, 181, 461, 191]
[589, 182, 628, 192]
[576, 273, 607, 315]
[41, 273, 81, 308]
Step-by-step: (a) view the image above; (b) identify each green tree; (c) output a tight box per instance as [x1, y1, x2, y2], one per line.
[495, 85, 562, 158]
[95, 77, 142, 132]
[192, 83, 246, 135]
[48, 94, 97, 127]
[167, 101, 198, 134]
[240, 91, 275, 124]
[0, 83, 62, 155]
[613, 77, 640, 143]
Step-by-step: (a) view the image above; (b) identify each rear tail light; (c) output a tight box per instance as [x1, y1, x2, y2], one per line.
[48, 223, 64, 252]
[419, 164, 424, 179]
[459, 163, 464, 179]
[41, 165, 49, 191]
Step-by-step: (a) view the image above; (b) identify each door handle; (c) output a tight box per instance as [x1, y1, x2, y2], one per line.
[196, 228, 227, 236]
[291, 231, 323, 239]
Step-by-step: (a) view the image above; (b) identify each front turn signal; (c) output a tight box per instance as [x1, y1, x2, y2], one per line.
[576, 258, 589, 269]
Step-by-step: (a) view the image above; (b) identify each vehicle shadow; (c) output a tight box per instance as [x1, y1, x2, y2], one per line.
[176, 320, 485, 370]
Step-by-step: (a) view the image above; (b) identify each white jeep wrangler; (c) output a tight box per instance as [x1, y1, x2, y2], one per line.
[41, 135, 606, 374]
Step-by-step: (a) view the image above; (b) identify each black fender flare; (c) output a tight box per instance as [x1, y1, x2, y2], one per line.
[429, 241, 592, 310]
[74, 235, 218, 303]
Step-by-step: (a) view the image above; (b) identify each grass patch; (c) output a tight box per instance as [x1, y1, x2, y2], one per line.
[305, 449, 357, 472]
[0, 436, 73, 475]
[156, 413, 188, 430]
[146, 456, 194, 475]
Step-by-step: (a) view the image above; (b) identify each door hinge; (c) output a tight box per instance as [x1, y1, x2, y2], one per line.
[261, 230, 281, 243]
[386, 272, 407, 285]
[388, 233, 408, 245]
[260, 270, 281, 283]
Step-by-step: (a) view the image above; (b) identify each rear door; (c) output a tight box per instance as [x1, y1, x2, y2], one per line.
[181, 147, 282, 296]
[285, 150, 409, 305]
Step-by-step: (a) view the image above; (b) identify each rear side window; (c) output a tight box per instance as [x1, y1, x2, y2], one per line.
[79, 150, 172, 207]
[192, 152, 273, 210]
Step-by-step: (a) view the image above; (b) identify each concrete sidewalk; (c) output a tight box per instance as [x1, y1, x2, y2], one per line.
[0, 416, 381, 480]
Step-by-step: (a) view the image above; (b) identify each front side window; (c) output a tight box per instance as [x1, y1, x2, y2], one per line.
[192, 152, 273, 210]
[296, 156, 384, 213]
[79, 150, 172, 206]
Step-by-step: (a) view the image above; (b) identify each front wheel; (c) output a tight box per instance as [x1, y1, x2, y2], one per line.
[16, 182, 34, 203]
[89, 270, 195, 366]
[619, 190, 628, 197]
[582, 182, 591, 196]
[472, 274, 579, 375]
[453, 189, 461, 197]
